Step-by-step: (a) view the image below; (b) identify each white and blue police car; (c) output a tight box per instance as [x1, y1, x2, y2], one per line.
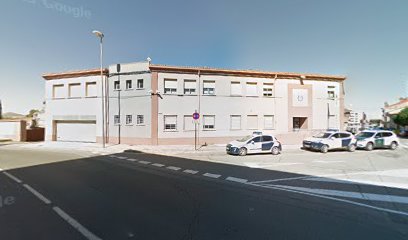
[226, 133, 282, 156]
[302, 130, 357, 153]
[355, 130, 399, 151]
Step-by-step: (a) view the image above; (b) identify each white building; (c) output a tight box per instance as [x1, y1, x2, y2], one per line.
[346, 111, 361, 132]
[42, 61, 346, 145]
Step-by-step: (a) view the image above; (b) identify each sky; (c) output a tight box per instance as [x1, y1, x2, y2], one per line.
[0, 0, 407, 118]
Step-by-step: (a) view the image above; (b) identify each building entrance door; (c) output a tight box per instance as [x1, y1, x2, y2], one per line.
[293, 117, 308, 130]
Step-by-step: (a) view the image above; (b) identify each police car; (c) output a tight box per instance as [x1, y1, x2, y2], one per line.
[355, 130, 399, 151]
[302, 130, 357, 153]
[226, 133, 282, 156]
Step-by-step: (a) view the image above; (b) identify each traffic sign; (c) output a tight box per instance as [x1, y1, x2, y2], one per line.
[193, 112, 200, 120]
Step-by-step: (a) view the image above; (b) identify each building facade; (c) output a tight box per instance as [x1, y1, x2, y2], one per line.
[43, 61, 346, 145]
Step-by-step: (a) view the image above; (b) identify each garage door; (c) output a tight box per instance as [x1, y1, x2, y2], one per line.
[56, 121, 96, 143]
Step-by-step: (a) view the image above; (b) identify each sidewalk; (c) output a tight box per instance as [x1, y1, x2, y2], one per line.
[2, 141, 302, 156]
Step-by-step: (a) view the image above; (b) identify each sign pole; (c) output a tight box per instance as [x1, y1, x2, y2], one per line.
[194, 121, 197, 150]
[192, 110, 200, 151]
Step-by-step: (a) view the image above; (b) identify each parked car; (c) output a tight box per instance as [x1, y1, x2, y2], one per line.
[302, 131, 357, 153]
[356, 130, 399, 150]
[226, 134, 282, 156]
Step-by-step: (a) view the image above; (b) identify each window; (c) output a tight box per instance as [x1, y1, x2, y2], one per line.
[262, 136, 273, 142]
[68, 83, 81, 98]
[137, 115, 144, 125]
[264, 115, 275, 129]
[184, 80, 196, 95]
[252, 136, 262, 143]
[126, 115, 133, 125]
[203, 81, 215, 95]
[328, 91, 335, 99]
[382, 132, 393, 137]
[183, 115, 195, 131]
[52, 84, 65, 99]
[332, 133, 341, 138]
[230, 115, 241, 130]
[114, 115, 120, 125]
[203, 115, 215, 130]
[164, 79, 177, 94]
[328, 86, 336, 99]
[246, 82, 258, 96]
[164, 115, 177, 131]
[126, 80, 132, 90]
[263, 83, 273, 97]
[231, 82, 242, 96]
[247, 115, 258, 129]
[114, 80, 120, 90]
[86, 82, 97, 97]
[340, 133, 351, 138]
[137, 79, 144, 89]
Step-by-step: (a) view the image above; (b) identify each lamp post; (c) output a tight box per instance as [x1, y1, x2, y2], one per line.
[92, 30, 105, 148]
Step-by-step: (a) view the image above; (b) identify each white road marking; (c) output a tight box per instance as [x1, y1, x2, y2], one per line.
[167, 166, 181, 171]
[226, 176, 248, 183]
[127, 158, 137, 162]
[203, 173, 221, 179]
[23, 184, 52, 205]
[138, 160, 151, 165]
[269, 185, 408, 204]
[53, 206, 102, 240]
[152, 163, 165, 167]
[0, 168, 4, 172]
[117, 156, 128, 160]
[183, 169, 198, 174]
[3, 171, 23, 183]
[245, 182, 408, 217]
[109, 155, 116, 158]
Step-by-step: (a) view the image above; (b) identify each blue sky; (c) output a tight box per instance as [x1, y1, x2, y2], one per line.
[1, 0, 407, 118]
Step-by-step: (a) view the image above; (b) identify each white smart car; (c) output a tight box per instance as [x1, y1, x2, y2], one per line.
[226, 134, 282, 156]
[302, 131, 357, 153]
[356, 130, 399, 151]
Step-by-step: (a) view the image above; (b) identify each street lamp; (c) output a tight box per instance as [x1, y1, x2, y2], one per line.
[92, 30, 105, 148]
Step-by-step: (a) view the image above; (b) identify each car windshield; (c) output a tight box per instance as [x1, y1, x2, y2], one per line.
[313, 132, 332, 138]
[237, 135, 252, 142]
[356, 132, 375, 138]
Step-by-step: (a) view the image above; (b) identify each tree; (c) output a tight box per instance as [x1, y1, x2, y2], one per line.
[393, 107, 408, 126]
[26, 109, 39, 118]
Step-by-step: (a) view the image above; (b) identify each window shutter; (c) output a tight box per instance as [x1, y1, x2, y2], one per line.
[86, 82, 97, 97]
[231, 82, 241, 95]
[165, 80, 177, 88]
[264, 115, 274, 129]
[246, 83, 257, 96]
[231, 116, 241, 130]
[184, 80, 196, 89]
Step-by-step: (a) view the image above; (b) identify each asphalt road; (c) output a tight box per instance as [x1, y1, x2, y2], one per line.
[0, 148, 407, 240]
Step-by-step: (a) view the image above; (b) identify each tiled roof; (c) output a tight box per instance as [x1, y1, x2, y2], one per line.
[42, 68, 108, 80]
[149, 64, 346, 81]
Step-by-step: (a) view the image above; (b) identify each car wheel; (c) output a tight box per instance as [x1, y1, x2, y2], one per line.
[238, 147, 247, 156]
[320, 145, 329, 153]
[365, 142, 373, 151]
[271, 146, 280, 155]
[347, 144, 356, 152]
[390, 141, 398, 150]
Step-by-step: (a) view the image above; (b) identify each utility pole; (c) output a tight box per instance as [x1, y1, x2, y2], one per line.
[92, 30, 105, 148]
